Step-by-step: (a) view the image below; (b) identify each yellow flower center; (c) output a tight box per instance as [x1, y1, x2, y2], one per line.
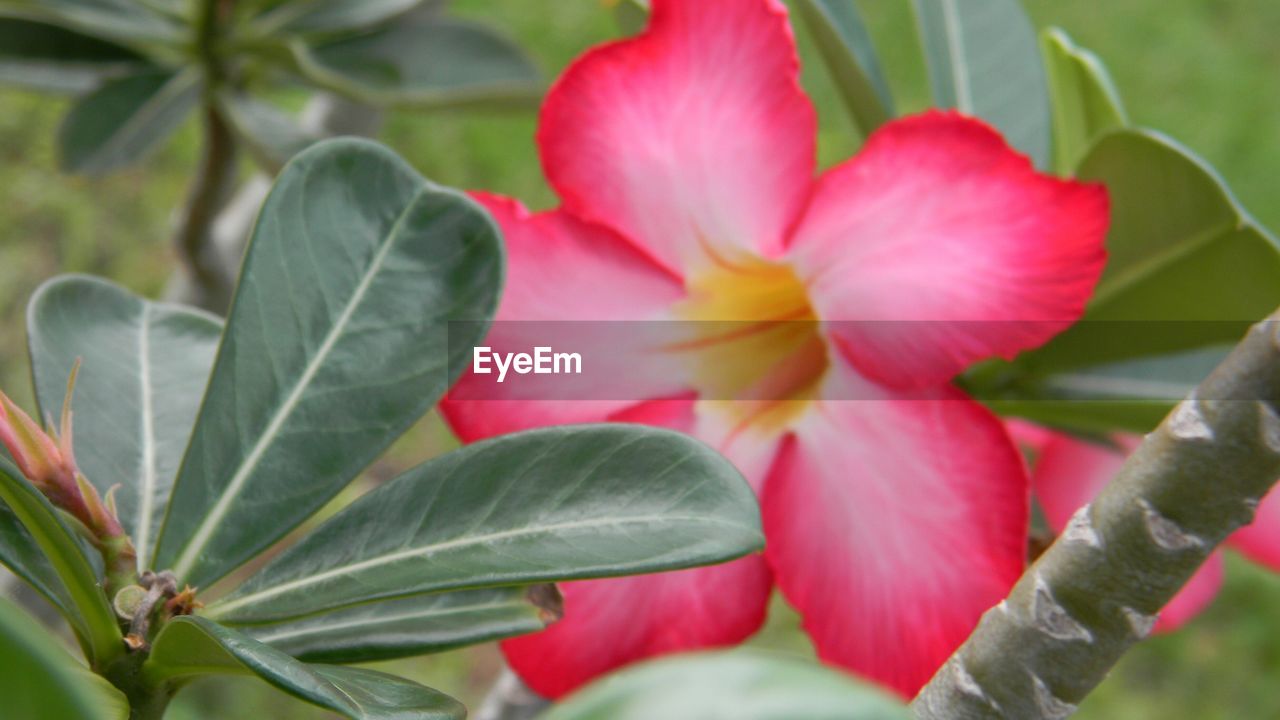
[669, 255, 829, 433]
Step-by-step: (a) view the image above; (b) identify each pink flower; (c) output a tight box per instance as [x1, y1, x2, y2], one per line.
[1029, 431, 1280, 632]
[442, 0, 1108, 698]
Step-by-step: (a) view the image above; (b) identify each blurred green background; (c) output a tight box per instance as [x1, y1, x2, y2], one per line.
[2, 0, 1279, 717]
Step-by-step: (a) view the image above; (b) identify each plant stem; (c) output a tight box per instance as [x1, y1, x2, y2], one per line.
[912, 312, 1280, 719]
[475, 667, 549, 720]
[170, 0, 239, 313]
[98, 645, 173, 720]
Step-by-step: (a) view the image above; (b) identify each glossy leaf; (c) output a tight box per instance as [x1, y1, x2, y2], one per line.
[146, 617, 463, 720]
[251, 0, 420, 35]
[0, 458, 121, 665]
[792, 0, 893, 136]
[57, 68, 199, 175]
[1018, 130, 1280, 372]
[236, 585, 559, 663]
[217, 93, 322, 173]
[206, 424, 762, 623]
[911, 0, 1051, 166]
[27, 275, 222, 567]
[544, 651, 909, 720]
[290, 17, 542, 110]
[1, 0, 181, 43]
[1042, 27, 1127, 174]
[154, 138, 503, 588]
[0, 596, 128, 720]
[0, 18, 147, 93]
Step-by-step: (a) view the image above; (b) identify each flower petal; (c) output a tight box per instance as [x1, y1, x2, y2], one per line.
[501, 410, 781, 698]
[763, 365, 1028, 696]
[538, 0, 816, 275]
[1030, 433, 1134, 532]
[441, 194, 688, 441]
[788, 111, 1108, 389]
[1154, 552, 1223, 633]
[1006, 418, 1056, 456]
[1228, 485, 1280, 571]
[502, 558, 773, 699]
[1031, 432, 1222, 632]
[472, 193, 683, 321]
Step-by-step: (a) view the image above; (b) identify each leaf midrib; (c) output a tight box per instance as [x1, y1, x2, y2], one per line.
[250, 598, 529, 644]
[1087, 219, 1238, 310]
[208, 513, 756, 618]
[84, 68, 198, 172]
[169, 181, 431, 580]
[136, 303, 157, 565]
[938, 0, 974, 112]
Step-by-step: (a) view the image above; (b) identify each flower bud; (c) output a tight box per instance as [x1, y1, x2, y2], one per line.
[0, 391, 75, 492]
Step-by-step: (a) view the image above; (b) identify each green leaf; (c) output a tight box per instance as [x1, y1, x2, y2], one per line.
[1041, 28, 1127, 174]
[973, 345, 1229, 434]
[911, 0, 1050, 166]
[0, 596, 128, 720]
[0, 0, 181, 43]
[26, 275, 222, 568]
[154, 138, 503, 589]
[217, 93, 322, 173]
[0, 458, 121, 666]
[544, 651, 909, 720]
[146, 616, 463, 720]
[57, 68, 199, 175]
[251, 0, 421, 35]
[234, 585, 559, 663]
[290, 17, 542, 110]
[0, 18, 147, 93]
[611, 0, 648, 35]
[792, 0, 893, 137]
[205, 424, 762, 623]
[0, 501, 79, 618]
[1017, 130, 1280, 373]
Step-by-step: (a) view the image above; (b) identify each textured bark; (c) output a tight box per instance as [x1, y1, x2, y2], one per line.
[913, 313, 1280, 719]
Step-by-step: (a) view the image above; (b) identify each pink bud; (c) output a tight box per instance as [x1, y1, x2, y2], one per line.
[0, 391, 72, 489]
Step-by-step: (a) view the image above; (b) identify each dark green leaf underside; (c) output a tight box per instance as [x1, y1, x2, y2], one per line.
[235, 586, 554, 663]
[147, 617, 463, 719]
[58, 69, 199, 175]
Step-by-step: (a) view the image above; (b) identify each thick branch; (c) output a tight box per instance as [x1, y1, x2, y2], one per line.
[913, 313, 1280, 719]
[170, 104, 238, 313]
[169, 0, 239, 313]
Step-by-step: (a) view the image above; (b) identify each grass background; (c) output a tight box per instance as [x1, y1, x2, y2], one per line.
[2, 0, 1280, 717]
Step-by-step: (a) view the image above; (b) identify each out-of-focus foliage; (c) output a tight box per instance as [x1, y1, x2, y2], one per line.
[0, 0, 541, 177]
